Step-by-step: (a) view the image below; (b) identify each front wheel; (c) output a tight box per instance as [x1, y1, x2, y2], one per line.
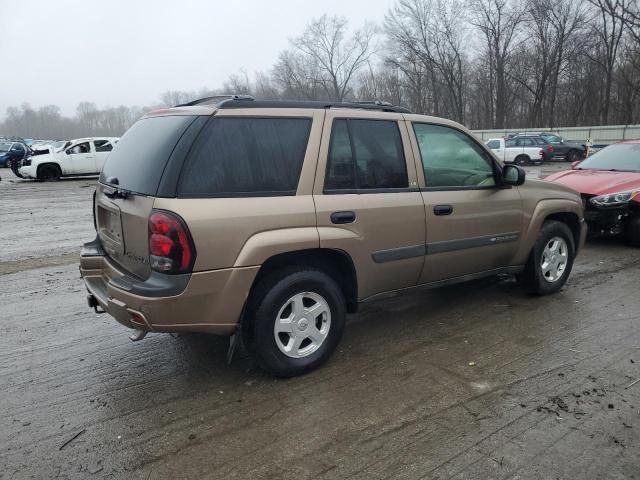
[37, 164, 61, 181]
[243, 267, 346, 377]
[624, 216, 640, 247]
[518, 220, 575, 295]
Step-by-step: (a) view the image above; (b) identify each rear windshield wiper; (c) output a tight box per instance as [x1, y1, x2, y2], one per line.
[103, 176, 129, 199]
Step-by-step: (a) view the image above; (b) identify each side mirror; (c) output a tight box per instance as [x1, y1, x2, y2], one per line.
[502, 164, 525, 186]
[66, 149, 72, 155]
[571, 160, 582, 169]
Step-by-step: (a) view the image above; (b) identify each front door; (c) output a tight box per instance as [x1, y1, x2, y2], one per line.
[313, 111, 426, 300]
[406, 121, 524, 284]
[65, 141, 96, 174]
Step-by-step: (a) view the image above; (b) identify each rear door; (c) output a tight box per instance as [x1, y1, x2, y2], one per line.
[503, 138, 523, 163]
[313, 110, 425, 300]
[520, 137, 541, 161]
[96, 114, 201, 279]
[406, 120, 524, 283]
[93, 139, 114, 172]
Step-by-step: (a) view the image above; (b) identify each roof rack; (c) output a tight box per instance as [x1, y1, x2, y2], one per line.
[175, 95, 411, 113]
[216, 98, 411, 113]
[175, 94, 254, 107]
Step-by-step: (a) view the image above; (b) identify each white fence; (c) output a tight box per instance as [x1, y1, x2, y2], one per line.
[471, 124, 640, 145]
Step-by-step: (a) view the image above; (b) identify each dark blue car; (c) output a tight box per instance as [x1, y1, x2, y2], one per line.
[0, 142, 28, 167]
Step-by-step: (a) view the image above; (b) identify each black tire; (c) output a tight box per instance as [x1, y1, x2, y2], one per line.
[242, 267, 346, 377]
[518, 220, 575, 295]
[37, 164, 61, 182]
[624, 215, 640, 248]
[515, 155, 529, 166]
[567, 149, 581, 162]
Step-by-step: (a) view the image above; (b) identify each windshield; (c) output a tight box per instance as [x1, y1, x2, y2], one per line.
[0, 142, 11, 152]
[52, 140, 68, 151]
[578, 143, 640, 172]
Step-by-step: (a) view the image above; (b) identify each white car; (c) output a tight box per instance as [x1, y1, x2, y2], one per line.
[18, 137, 119, 181]
[485, 137, 544, 165]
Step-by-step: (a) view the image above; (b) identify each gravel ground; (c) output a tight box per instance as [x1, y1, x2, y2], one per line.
[1, 166, 639, 480]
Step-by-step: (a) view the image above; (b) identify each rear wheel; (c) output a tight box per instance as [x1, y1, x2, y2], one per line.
[515, 155, 529, 166]
[37, 164, 61, 182]
[242, 267, 346, 377]
[519, 220, 575, 295]
[567, 150, 581, 162]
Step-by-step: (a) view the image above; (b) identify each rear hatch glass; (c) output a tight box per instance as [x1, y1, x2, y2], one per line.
[100, 115, 197, 195]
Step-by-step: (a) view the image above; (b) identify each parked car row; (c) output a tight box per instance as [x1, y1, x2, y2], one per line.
[485, 132, 587, 165]
[7, 137, 119, 180]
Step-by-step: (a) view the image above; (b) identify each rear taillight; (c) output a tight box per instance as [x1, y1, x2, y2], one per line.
[546, 145, 554, 153]
[148, 210, 196, 274]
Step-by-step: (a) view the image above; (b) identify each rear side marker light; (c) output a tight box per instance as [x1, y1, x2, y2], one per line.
[148, 210, 196, 274]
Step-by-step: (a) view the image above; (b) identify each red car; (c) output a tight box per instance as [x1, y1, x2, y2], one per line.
[546, 140, 640, 246]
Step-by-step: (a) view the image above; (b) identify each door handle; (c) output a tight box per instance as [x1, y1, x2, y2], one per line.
[433, 205, 453, 216]
[330, 211, 356, 224]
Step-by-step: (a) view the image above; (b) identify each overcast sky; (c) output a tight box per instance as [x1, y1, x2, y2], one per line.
[0, 0, 396, 118]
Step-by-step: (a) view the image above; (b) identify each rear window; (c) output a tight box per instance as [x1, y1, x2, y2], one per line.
[178, 117, 311, 197]
[100, 115, 196, 195]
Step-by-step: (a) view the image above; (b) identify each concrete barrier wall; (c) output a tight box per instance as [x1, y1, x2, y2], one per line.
[471, 124, 640, 145]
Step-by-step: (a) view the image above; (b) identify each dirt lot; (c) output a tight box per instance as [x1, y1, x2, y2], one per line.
[1, 167, 639, 479]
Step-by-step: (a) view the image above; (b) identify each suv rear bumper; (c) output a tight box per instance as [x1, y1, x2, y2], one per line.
[80, 239, 259, 335]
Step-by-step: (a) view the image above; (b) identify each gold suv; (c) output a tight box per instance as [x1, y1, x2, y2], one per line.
[80, 97, 586, 376]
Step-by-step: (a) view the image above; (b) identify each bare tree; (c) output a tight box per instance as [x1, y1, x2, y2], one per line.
[470, 0, 525, 128]
[588, 0, 632, 123]
[292, 15, 377, 101]
[385, 0, 469, 122]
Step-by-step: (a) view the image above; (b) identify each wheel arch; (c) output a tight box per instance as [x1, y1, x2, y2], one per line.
[249, 248, 359, 314]
[514, 199, 584, 264]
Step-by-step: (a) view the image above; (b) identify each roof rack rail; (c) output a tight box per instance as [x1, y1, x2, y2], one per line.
[175, 94, 254, 107]
[216, 99, 411, 113]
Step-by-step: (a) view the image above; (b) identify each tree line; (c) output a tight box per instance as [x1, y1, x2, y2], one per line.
[2, 0, 639, 140]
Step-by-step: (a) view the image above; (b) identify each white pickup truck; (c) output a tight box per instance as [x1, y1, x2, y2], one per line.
[485, 137, 544, 165]
[18, 137, 119, 181]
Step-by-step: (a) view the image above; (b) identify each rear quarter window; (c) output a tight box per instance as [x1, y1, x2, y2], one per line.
[178, 117, 311, 197]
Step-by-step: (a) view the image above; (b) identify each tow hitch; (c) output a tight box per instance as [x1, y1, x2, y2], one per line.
[86, 294, 105, 314]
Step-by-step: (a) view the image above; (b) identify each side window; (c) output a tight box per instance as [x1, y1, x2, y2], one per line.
[179, 117, 311, 196]
[534, 138, 547, 145]
[413, 123, 496, 188]
[325, 119, 408, 190]
[94, 140, 113, 152]
[486, 140, 500, 150]
[68, 142, 90, 154]
[505, 139, 516, 148]
[522, 138, 535, 146]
